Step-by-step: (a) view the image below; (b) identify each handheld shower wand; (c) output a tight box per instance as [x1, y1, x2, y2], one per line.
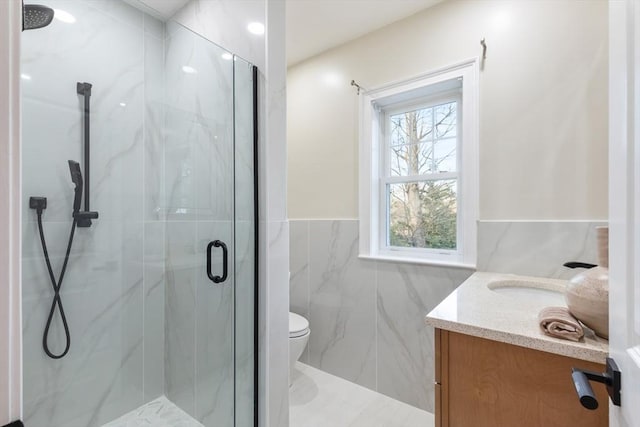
[68, 160, 83, 213]
[68, 160, 98, 222]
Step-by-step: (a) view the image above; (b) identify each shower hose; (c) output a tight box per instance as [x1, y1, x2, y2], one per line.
[35, 210, 77, 359]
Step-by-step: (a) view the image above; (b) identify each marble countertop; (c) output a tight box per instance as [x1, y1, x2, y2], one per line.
[425, 272, 608, 364]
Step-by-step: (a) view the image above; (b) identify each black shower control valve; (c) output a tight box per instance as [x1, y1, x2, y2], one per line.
[572, 357, 621, 410]
[29, 196, 47, 212]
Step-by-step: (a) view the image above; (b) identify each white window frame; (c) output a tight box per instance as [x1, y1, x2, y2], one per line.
[358, 59, 478, 268]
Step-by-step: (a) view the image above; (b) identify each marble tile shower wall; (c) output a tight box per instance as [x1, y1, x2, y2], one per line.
[21, 1, 165, 425]
[289, 219, 606, 412]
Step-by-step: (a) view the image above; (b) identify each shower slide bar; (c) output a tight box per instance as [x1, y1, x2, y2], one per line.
[75, 82, 98, 227]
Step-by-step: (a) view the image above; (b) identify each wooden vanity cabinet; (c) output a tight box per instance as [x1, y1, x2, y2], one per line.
[434, 329, 608, 427]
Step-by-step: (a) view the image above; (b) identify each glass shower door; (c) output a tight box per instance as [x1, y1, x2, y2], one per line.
[163, 22, 256, 427]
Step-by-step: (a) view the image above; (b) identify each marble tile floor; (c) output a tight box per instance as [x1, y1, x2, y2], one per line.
[102, 396, 204, 427]
[290, 363, 435, 427]
[102, 363, 433, 427]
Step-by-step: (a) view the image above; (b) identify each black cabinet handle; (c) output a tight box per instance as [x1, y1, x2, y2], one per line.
[206, 240, 228, 283]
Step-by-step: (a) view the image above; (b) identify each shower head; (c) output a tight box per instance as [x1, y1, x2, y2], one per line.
[23, 3, 54, 31]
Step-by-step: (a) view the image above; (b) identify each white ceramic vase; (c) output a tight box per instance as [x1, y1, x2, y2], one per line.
[565, 266, 608, 338]
[565, 226, 609, 339]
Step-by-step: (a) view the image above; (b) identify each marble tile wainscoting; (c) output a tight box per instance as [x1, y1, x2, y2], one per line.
[289, 219, 607, 413]
[476, 220, 607, 279]
[289, 219, 473, 413]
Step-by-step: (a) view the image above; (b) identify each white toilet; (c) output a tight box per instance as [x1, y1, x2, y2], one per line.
[289, 312, 310, 381]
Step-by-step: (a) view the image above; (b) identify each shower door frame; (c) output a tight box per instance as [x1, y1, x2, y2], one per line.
[251, 64, 259, 427]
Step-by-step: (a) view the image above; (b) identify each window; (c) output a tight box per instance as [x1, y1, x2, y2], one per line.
[359, 60, 478, 267]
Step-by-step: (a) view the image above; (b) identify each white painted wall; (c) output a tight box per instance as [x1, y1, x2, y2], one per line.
[0, 0, 21, 424]
[287, 0, 608, 220]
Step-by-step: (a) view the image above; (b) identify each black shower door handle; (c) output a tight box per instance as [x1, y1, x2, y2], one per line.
[206, 240, 228, 283]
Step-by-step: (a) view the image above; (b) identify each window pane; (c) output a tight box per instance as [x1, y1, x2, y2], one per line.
[389, 142, 435, 176]
[387, 180, 457, 250]
[389, 101, 458, 176]
[389, 108, 432, 146]
[433, 137, 456, 172]
[434, 102, 457, 138]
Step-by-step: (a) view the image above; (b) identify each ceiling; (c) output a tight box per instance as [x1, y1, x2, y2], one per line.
[286, 0, 442, 66]
[135, 0, 190, 19]
[136, 0, 441, 66]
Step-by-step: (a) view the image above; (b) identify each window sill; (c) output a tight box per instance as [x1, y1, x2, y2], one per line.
[358, 254, 476, 269]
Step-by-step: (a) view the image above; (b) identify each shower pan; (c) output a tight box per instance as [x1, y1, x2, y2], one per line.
[20, 1, 258, 426]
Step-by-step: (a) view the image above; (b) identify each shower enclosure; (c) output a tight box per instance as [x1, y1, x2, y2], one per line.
[20, 1, 257, 426]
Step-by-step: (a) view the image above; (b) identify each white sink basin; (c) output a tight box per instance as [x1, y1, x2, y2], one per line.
[487, 279, 566, 307]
